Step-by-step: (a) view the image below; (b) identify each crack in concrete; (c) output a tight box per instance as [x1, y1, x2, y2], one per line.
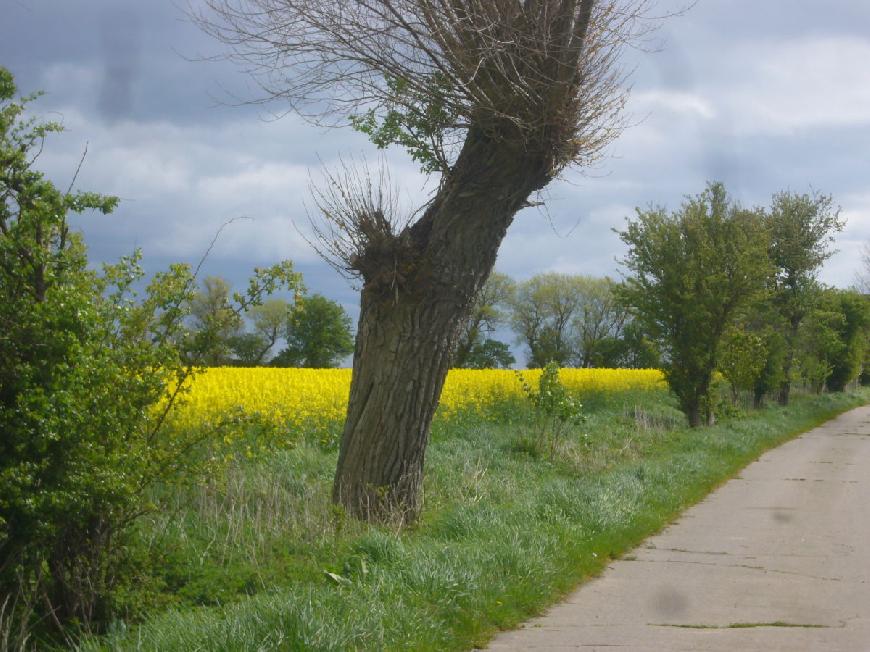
[652, 547, 732, 556]
[630, 557, 843, 582]
[650, 621, 842, 630]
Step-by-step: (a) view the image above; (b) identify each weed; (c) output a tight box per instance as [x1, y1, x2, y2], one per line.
[515, 362, 584, 457]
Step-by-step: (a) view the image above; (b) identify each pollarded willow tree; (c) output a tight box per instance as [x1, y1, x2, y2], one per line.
[197, 0, 673, 522]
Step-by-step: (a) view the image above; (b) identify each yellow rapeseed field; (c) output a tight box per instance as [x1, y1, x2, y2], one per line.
[170, 367, 664, 432]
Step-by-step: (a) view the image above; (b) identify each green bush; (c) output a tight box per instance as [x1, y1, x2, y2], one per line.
[0, 67, 298, 645]
[515, 362, 583, 455]
[824, 290, 869, 392]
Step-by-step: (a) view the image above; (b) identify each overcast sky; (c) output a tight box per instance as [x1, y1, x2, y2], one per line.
[3, 1, 870, 349]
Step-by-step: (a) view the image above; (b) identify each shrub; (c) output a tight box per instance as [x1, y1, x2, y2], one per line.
[0, 67, 299, 645]
[515, 362, 583, 456]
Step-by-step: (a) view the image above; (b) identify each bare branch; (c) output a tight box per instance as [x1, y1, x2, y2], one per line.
[193, 0, 682, 173]
[64, 143, 88, 197]
[305, 157, 414, 290]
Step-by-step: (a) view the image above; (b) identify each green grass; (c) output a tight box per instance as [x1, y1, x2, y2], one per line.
[81, 386, 870, 651]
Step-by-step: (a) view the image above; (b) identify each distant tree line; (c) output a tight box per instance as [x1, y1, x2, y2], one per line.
[451, 271, 658, 370]
[453, 182, 868, 428]
[194, 266, 654, 371]
[188, 277, 354, 367]
[189, 265, 653, 371]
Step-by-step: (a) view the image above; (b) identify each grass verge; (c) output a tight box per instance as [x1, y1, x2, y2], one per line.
[81, 387, 869, 651]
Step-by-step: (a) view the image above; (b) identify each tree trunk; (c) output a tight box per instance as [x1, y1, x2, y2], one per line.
[753, 386, 765, 409]
[777, 381, 791, 406]
[331, 291, 457, 522]
[705, 407, 716, 426]
[332, 128, 550, 522]
[778, 317, 801, 406]
[686, 401, 702, 428]
[685, 371, 716, 428]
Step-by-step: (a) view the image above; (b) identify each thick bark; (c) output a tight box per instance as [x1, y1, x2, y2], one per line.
[332, 129, 550, 521]
[331, 293, 457, 522]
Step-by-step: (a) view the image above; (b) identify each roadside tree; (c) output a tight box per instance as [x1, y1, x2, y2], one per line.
[618, 182, 771, 427]
[198, 0, 672, 520]
[588, 319, 661, 368]
[718, 327, 768, 405]
[821, 289, 869, 392]
[745, 304, 788, 408]
[767, 190, 844, 404]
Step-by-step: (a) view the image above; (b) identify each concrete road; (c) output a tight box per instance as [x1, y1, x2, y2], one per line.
[487, 405, 870, 651]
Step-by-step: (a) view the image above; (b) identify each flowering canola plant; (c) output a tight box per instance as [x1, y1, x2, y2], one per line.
[170, 367, 664, 433]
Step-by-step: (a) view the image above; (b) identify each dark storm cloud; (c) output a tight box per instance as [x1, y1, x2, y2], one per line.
[1, 0, 259, 125]
[2, 0, 870, 339]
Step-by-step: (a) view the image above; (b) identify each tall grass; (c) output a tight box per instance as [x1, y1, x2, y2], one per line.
[78, 386, 869, 651]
